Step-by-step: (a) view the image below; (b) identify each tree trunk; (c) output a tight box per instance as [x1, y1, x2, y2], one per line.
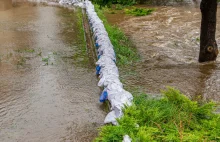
[199, 0, 218, 62]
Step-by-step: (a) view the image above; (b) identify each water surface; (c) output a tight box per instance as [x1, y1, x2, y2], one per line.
[106, 5, 220, 101]
[0, 3, 106, 142]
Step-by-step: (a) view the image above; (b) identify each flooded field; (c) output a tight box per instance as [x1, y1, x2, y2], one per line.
[0, 2, 105, 142]
[106, 5, 220, 101]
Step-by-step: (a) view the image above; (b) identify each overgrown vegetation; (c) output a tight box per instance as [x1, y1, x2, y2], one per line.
[125, 7, 155, 16]
[92, 0, 188, 7]
[94, 5, 140, 66]
[92, 0, 135, 7]
[15, 48, 35, 53]
[95, 88, 220, 141]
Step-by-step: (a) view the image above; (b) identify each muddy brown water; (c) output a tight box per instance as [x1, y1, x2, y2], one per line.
[0, 2, 106, 142]
[0, 0, 12, 11]
[106, 5, 220, 102]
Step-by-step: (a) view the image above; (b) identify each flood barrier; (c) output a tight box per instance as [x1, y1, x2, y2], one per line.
[59, 0, 133, 141]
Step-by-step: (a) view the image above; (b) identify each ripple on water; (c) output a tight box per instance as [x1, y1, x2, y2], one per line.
[0, 2, 106, 142]
[106, 5, 220, 102]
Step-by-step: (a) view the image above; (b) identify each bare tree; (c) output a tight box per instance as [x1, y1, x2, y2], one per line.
[199, 0, 219, 62]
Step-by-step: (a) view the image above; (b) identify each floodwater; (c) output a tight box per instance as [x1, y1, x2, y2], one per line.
[0, 2, 106, 142]
[0, 0, 12, 11]
[106, 5, 220, 101]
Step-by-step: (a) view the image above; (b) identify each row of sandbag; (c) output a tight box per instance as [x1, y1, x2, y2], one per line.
[59, 0, 84, 7]
[84, 0, 133, 125]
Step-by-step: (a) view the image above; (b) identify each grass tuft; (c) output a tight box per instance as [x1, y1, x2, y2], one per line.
[125, 7, 155, 16]
[15, 48, 35, 53]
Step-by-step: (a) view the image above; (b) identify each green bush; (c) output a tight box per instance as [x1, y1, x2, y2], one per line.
[125, 7, 155, 16]
[95, 88, 220, 141]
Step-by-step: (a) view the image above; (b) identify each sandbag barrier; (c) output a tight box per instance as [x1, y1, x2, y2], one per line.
[84, 0, 133, 126]
[59, 0, 133, 141]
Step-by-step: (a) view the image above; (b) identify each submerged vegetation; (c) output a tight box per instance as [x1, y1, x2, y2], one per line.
[59, 8, 89, 67]
[95, 88, 220, 141]
[125, 7, 155, 16]
[15, 48, 35, 53]
[95, 5, 140, 66]
[73, 8, 89, 66]
[92, 0, 189, 7]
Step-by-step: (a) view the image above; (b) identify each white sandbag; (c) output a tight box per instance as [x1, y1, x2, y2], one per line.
[99, 65, 119, 78]
[104, 110, 118, 125]
[108, 90, 133, 109]
[98, 47, 115, 58]
[96, 55, 116, 67]
[123, 135, 132, 142]
[59, 0, 85, 8]
[98, 75, 120, 87]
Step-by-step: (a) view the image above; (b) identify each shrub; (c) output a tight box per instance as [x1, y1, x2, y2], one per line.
[95, 88, 220, 141]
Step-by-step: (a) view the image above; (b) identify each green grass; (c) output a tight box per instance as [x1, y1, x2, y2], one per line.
[42, 57, 49, 62]
[42, 57, 49, 65]
[95, 87, 220, 142]
[125, 7, 155, 16]
[94, 5, 140, 66]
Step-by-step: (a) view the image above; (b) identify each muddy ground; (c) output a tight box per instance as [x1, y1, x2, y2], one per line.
[106, 5, 220, 101]
[0, 2, 106, 142]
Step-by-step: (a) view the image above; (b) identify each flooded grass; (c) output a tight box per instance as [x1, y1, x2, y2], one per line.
[58, 7, 90, 68]
[124, 7, 155, 16]
[17, 56, 26, 66]
[42, 56, 49, 65]
[15, 48, 35, 53]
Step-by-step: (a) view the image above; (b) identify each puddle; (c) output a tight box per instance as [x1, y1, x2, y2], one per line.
[106, 5, 220, 102]
[0, 2, 106, 142]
